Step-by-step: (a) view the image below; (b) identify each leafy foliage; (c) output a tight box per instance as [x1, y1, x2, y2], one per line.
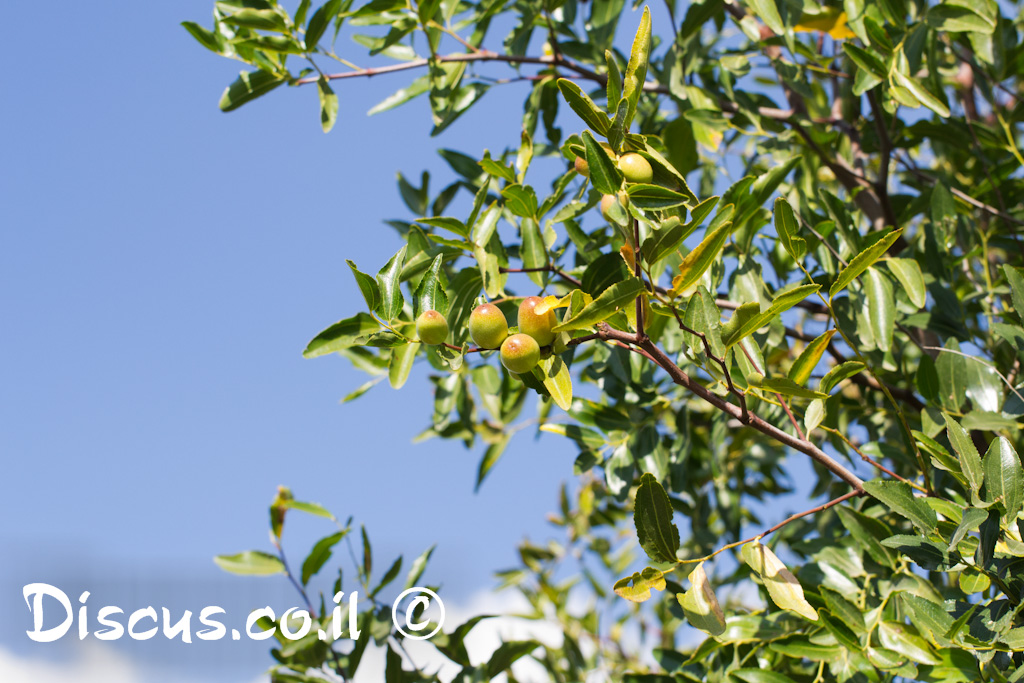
[189, 0, 1024, 680]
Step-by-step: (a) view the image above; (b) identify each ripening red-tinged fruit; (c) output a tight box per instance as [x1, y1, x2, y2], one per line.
[500, 333, 540, 374]
[574, 155, 590, 177]
[416, 310, 449, 345]
[518, 296, 557, 347]
[600, 194, 618, 220]
[468, 303, 508, 349]
[618, 153, 653, 184]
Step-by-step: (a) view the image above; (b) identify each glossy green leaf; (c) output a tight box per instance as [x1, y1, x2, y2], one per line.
[887, 258, 927, 308]
[819, 360, 865, 394]
[747, 0, 784, 34]
[943, 413, 983, 494]
[376, 245, 408, 320]
[537, 354, 572, 411]
[553, 278, 644, 332]
[829, 228, 903, 300]
[774, 197, 806, 262]
[678, 562, 726, 636]
[843, 43, 887, 79]
[634, 472, 680, 563]
[219, 70, 286, 112]
[214, 550, 285, 576]
[582, 130, 623, 195]
[863, 480, 937, 533]
[347, 260, 381, 312]
[301, 530, 347, 585]
[983, 436, 1024, 520]
[520, 217, 546, 286]
[671, 220, 732, 295]
[304, 312, 381, 357]
[742, 541, 817, 621]
[893, 70, 950, 118]
[221, 8, 287, 31]
[626, 183, 690, 210]
[754, 376, 829, 400]
[388, 342, 418, 389]
[878, 622, 941, 665]
[556, 79, 610, 136]
[731, 669, 797, 683]
[621, 6, 652, 129]
[721, 284, 821, 348]
[836, 505, 897, 568]
[316, 77, 339, 132]
[864, 267, 895, 352]
[789, 329, 836, 385]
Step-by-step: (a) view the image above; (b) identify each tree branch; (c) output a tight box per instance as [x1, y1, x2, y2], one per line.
[591, 324, 865, 491]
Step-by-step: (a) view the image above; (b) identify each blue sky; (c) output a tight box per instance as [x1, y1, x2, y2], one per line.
[0, 2, 603, 679]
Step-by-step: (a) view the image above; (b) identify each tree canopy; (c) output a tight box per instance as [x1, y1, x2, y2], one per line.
[187, 0, 1024, 680]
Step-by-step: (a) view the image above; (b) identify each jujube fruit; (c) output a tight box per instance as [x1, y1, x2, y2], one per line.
[518, 296, 557, 347]
[574, 155, 590, 177]
[416, 310, 448, 345]
[468, 303, 508, 349]
[618, 153, 653, 184]
[500, 333, 541, 374]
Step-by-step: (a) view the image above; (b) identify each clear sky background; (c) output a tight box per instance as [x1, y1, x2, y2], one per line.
[0, 2, 603, 680]
[0, 2, 849, 681]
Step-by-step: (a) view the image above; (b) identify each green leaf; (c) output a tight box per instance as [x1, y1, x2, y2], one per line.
[214, 550, 285, 576]
[747, 0, 784, 33]
[388, 342, 418, 389]
[306, 0, 343, 48]
[864, 267, 895, 352]
[303, 312, 381, 358]
[678, 562, 726, 636]
[947, 507, 988, 551]
[414, 254, 448, 317]
[520, 217, 546, 286]
[347, 260, 381, 312]
[789, 329, 836, 385]
[829, 228, 903, 300]
[404, 544, 435, 589]
[774, 198, 806, 262]
[581, 130, 623, 195]
[754, 376, 829, 400]
[893, 70, 950, 118]
[722, 284, 821, 348]
[927, 4, 996, 34]
[606, 49, 622, 108]
[614, 567, 666, 603]
[626, 183, 690, 210]
[732, 670, 798, 683]
[887, 258, 927, 308]
[819, 360, 865, 394]
[301, 530, 347, 585]
[943, 414, 983, 494]
[821, 588, 866, 634]
[219, 70, 286, 112]
[621, 6, 652, 130]
[555, 79, 610, 136]
[284, 500, 335, 519]
[881, 535, 958, 570]
[843, 43, 888, 79]
[221, 8, 288, 31]
[741, 541, 818, 621]
[502, 184, 538, 218]
[370, 556, 403, 597]
[671, 220, 732, 295]
[182, 21, 223, 54]
[476, 433, 510, 491]
[376, 245, 408, 320]
[486, 641, 540, 678]
[553, 278, 644, 332]
[537, 355, 572, 411]
[316, 77, 339, 132]
[863, 480, 937, 533]
[634, 472, 680, 563]
[878, 622, 941, 665]
[1004, 265, 1024, 316]
[984, 436, 1024, 520]
[836, 506, 897, 568]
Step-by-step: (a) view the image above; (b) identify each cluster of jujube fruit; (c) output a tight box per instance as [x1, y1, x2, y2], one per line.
[415, 297, 559, 375]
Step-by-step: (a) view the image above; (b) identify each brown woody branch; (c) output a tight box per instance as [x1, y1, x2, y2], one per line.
[586, 323, 865, 491]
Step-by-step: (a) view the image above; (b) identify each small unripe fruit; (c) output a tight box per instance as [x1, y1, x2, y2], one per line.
[500, 333, 541, 374]
[416, 310, 448, 345]
[518, 296, 557, 347]
[468, 303, 508, 349]
[618, 153, 653, 184]
[574, 155, 590, 177]
[816, 165, 836, 183]
[600, 193, 618, 220]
